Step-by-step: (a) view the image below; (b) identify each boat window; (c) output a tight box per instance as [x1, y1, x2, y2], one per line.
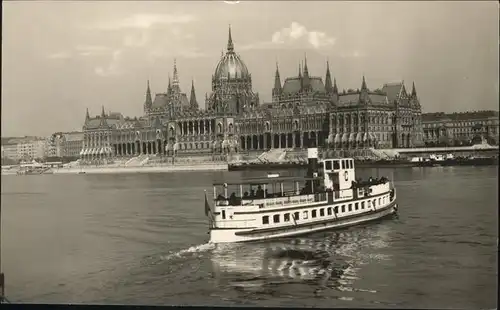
[312, 210, 317, 218]
[334, 206, 338, 214]
[348, 204, 352, 212]
[361, 201, 365, 209]
[367, 200, 371, 207]
[333, 160, 340, 170]
[294, 212, 300, 221]
[273, 214, 280, 223]
[341, 205, 345, 212]
[325, 160, 332, 170]
[378, 198, 381, 205]
[320, 208, 325, 216]
[262, 216, 269, 224]
[355, 202, 359, 210]
[373, 199, 376, 206]
[303, 211, 309, 219]
[351, 160, 354, 169]
[222, 210, 226, 219]
[327, 207, 332, 215]
[284, 213, 290, 222]
[341, 160, 345, 169]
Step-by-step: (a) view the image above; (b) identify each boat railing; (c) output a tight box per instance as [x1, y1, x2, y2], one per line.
[261, 194, 317, 208]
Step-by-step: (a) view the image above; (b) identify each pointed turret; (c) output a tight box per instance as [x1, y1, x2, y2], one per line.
[359, 76, 369, 104]
[272, 62, 282, 100]
[325, 60, 333, 93]
[411, 81, 417, 98]
[303, 54, 309, 77]
[227, 25, 234, 52]
[167, 76, 172, 94]
[333, 78, 338, 94]
[85, 108, 90, 122]
[99, 105, 108, 127]
[361, 75, 368, 91]
[144, 80, 152, 113]
[172, 59, 179, 87]
[302, 54, 310, 90]
[189, 79, 198, 110]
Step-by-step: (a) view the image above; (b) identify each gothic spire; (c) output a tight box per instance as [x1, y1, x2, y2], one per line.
[361, 75, 367, 91]
[303, 53, 309, 77]
[85, 108, 90, 121]
[190, 79, 198, 109]
[273, 62, 282, 98]
[333, 78, 338, 94]
[144, 79, 152, 109]
[325, 60, 333, 93]
[411, 81, 417, 97]
[298, 63, 302, 78]
[167, 75, 172, 94]
[274, 62, 282, 90]
[227, 24, 234, 52]
[99, 105, 108, 127]
[172, 59, 179, 87]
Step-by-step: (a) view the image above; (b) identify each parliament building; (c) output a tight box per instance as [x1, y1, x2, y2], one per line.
[79, 27, 424, 163]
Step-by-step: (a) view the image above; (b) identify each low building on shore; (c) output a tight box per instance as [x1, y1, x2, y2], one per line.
[422, 110, 499, 146]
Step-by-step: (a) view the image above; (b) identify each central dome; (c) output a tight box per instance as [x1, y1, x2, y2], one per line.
[214, 27, 250, 80]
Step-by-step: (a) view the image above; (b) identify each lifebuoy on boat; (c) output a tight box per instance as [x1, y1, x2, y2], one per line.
[223, 183, 228, 188]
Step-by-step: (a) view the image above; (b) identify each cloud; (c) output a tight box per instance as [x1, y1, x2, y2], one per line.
[123, 31, 150, 48]
[223, 1, 240, 4]
[47, 51, 72, 59]
[94, 50, 123, 77]
[149, 47, 208, 60]
[339, 50, 367, 58]
[90, 13, 197, 30]
[242, 22, 336, 51]
[76, 45, 114, 56]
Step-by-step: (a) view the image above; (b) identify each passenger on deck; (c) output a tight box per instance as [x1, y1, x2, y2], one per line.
[256, 185, 264, 198]
[243, 191, 249, 199]
[250, 189, 255, 198]
[264, 189, 269, 198]
[229, 192, 237, 205]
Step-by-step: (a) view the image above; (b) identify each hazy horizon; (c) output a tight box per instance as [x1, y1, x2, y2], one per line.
[2, 1, 498, 137]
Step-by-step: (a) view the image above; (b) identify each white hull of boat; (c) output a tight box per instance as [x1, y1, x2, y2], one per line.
[209, 200, 398, 243]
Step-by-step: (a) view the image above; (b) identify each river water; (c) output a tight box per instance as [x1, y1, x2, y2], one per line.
[1, 166, 497, 308]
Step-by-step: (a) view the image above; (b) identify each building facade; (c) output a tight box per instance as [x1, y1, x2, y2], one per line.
[1, 144, 18, 160]
[79, 27, 424, 163]
[48, 131, 85, 158]
[422, 110, 499, 146]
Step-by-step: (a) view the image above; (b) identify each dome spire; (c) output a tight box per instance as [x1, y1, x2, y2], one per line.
[227, 24, 234, 52]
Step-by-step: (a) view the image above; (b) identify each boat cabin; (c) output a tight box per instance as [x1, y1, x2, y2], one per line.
[322, 158, 356, 191]
[212, 175, 327, 207]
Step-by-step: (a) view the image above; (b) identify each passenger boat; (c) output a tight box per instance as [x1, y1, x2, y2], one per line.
[204, 147, 398, 243]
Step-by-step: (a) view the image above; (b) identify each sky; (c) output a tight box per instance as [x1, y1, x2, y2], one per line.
[2, 1, 498, 137]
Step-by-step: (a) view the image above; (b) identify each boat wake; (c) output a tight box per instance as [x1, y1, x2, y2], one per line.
[160, 243, 216, 261]
[209, 226, 392, 299]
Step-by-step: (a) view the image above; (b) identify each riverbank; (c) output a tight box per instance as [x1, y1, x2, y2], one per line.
[1, 162, 228, 176]
[55, 163, 228, 174]
[228, 157, 499, 171]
